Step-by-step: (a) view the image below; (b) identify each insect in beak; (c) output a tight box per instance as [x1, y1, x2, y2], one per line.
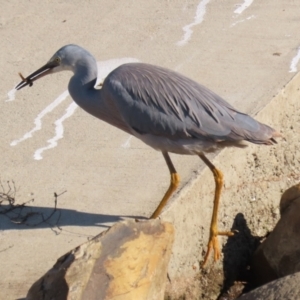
[18, 72, 33, 87]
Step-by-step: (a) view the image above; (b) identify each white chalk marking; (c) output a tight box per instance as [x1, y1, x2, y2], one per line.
[96, 58, 139, 85]
[177, 0, 210, 46]
[234, 0, 254, 15]
[230, 15, 255, 27]
[6, 88, 16, 102]
[289, 47, 300, 73]
[34, 102, 78, 160]
[122, 136, 133, 148]
[10, 90, 69, 146]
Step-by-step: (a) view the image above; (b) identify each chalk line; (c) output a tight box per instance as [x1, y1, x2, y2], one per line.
[234, 0, 254, 15]
[34, 102, 78, 160]
[177, 0, 210, 46]
[6, 88, 16, 102]
[230, 15, 255, 27]
[96, 58, 139, 85]
[121, 136, 133, 148]
[10, 90, 69, 146]
[289, 47, 300, 73]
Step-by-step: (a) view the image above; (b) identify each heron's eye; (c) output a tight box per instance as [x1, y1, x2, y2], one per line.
[54, 57, 61, 64]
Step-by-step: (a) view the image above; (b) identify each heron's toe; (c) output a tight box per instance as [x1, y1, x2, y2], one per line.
[201, 234, 221, 267]
[218, 230, 237, 237]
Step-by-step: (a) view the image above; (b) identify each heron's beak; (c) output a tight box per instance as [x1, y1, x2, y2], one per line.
[15, 61, 57, 90]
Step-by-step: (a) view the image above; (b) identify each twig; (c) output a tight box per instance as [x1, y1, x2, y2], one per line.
[0, 180, 66, 233]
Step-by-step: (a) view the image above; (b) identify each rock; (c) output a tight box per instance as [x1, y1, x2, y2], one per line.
[26, 219, 174, 300]
[238, 272, 300, 300]
[251, 183, 300, 286]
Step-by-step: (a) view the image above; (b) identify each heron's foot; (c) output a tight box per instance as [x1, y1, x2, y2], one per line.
[201, 229, 235, 268]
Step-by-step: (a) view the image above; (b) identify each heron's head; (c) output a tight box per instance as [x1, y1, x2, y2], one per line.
[16, 44, 95, 90]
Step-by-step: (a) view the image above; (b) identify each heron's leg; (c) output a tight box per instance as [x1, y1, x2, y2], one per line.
[150, 152, 180, 219]
[198, 153, 234, 267]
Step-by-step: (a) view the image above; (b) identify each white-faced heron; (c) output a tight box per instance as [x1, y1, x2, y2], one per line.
[16, 44, 280, 266]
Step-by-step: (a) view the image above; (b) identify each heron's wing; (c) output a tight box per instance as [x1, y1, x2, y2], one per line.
[104, 63, 275, 143]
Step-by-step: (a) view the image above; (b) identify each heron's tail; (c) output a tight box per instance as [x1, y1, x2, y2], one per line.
[269, 131, 283, 144]
[245, 123, 282, 145]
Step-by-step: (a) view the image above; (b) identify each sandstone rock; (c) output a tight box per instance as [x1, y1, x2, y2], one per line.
[26, 219, 174, 300]
[251, 183, 300, 286]
[238, 272, 300, 300]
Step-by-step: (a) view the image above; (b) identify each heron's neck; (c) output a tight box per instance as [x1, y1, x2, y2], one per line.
[68, 62, 99, 105]
[68, 67, 109, 127]
[67, 48, 100, 108]
[70, 74, 97, 92]
[68, 65, 132, 135]
[68, 73, 130, 133]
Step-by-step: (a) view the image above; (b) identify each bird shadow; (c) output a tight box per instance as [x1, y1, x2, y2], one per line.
[218, 213, 262, 299]
[0, 203, 146, 231]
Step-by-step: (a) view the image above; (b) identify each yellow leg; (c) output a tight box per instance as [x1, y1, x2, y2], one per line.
[199, 153, 234, 267]
[150, 152, 180, 219]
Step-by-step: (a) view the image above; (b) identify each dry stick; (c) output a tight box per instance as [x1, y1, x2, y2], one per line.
[0, 180, 66, 232]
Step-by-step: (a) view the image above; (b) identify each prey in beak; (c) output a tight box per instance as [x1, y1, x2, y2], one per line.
[18, 72, 33, 87]
[15, 59, 60, 90]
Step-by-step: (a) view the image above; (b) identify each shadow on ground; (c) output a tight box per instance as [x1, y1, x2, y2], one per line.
[218, 213, 263, 299]
[0, 203, 146, 231]
[0, 181, 147, 231]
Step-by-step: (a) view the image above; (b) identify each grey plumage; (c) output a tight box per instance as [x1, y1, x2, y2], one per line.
[104, 63, 278, 149]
